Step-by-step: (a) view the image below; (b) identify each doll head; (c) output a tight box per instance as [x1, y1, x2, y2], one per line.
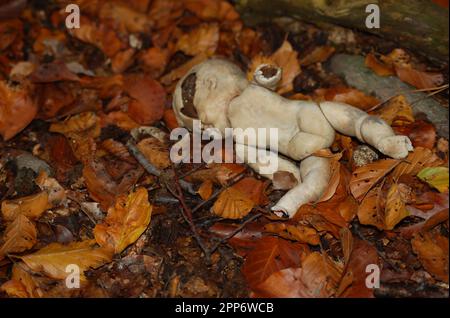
[172, 58, 249, 133]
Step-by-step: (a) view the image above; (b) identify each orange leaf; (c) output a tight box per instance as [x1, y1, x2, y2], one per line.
[176, 23, 219, 56]
[1, 192, 50, 222]
[314, 87, 379, 111]
[94, 188, 152, 253]
[391, 147, 443, 180]
[350, 159, 400, 201]
[0, 215, 37, 260]
[136, 137, 171, 170]
[163, 108, 180, 131]
[384, 183, 410, 230]
[364, 53, 395, 76]
[412, 231, 448, 283]
[242, 236, 308, 289]
[125, 75, 166, 125]
[299, 46, 335, 66]
[197, 180, 214, 200]
[264, 222, 320, 245]
[211, 187, 254, 219]
[376, 95, 414, 126]
[395, 66, 444, 90]
[0, 81, 37, 140]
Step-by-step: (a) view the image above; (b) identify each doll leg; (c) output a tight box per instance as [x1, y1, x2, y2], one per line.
[235, 143, 301, 184]
[319, 101, 413, 159]
[271, 155, 331, 218]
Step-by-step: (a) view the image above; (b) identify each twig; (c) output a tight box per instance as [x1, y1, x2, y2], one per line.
[166, 167, 211, 263]
[210, 212, 262, 253]
[126, 139, 161, 177]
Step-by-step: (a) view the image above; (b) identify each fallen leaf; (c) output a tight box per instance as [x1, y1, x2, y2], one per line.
[197, 180, 214, 200]
[253, 252, 342, 298]
[376, 95, 414, 126]
[125, 75, 166, 125]
[94, 188, 152, 253]
[20, 240, 113, 281]
[176, 23, 219, 56]
[242, 236, 308, 289]
[365, 53, 395, 76]
[314, 87, 380, 111]
[1, 191, 50, 222]
[264, 222, 320, 245]
[136, 137, 171, 170]
[272, 171, 298, 190]
[211, 187, 255, 219]
[49, 112, 100, 139]
[0, 264, 44, 298]
[357, 186, 385, 230]
[394, 66, 444, 90]
[271, 40, 300, 94]
[0, 215, 37, 260]
[412, 231, 448, 283]
[0, 80, 38, 140]
[391, 147, 443, 180]
[350, 159, 400, 201]
[417, 167, 449, 193]
[384, 183, 410, 230]
[163, 108, 179, 131]
[35, 171, 67, 207]
[299, 46, 335, 66]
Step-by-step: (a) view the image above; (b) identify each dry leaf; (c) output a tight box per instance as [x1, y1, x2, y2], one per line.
[176, 23, 219, 56]
[365, 53, 395, 76]
[0, 264, 44, 298]
[271, 40, 300, 94]
[417, 167, 449, 193]
[242, 236, 308, 289]
[377, 95, 414, 126]
[384, 183, 410, 230]
[0, 81, 38, 140]
[264, 222, 320, 245]
[272, 171, 298, 190]
[35, 171, 67, 207]
[49, 112, 100, 139]
[299, 46, 335, 66]
[253, 252, 342, 298]
[20, 240, 113, 281]
[357, 186, 385, 230]
[1, 191, 50, 222]
[395, 66, 444, 90]
[94, 188, 152, 253]
[314, 87, 380, 111]
[125, 75, 166, 125]
[0, 215, 37, 260]
[391, 147, 443, 180]
[211, 187, 254, 219]
[197, 180, 214, 200]
[412, 231, 449, 283]
[350, 159, 400, 201]
[136, 137, 171, 170]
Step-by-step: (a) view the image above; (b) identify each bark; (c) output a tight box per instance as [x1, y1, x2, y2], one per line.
[236, 0, 449, 63]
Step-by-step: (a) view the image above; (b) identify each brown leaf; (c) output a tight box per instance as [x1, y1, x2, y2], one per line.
[271, 40, 301, 94]
[125, 75, 166, 125]
[136, 137, 171, 170]
[20, 240, 113, 281]
[350, 159, 400, 201]
[412, 231, 449, 283]
[384, 183, 410, 230]
[211, 187, 255, 219]
[0, 264, 44, 298]
[176, 23, 219, 56]
[272, 171, 298, 190]
[314, 87, 380, 111]
[163, 108, 179, 131]
[357, 186, 385, 230]
[197, 180, 214, 200]
[365, 53, 395, 76]
[376, 95, 414, 126]
[1, 191, 50, 222]
[49, 112, 100, 139]
[0, 81, 37, 140]
[94, 188, 152, 253]
[264, 222, 320, 245]
[299, 46, 335, 66]
[242, 236, 308, 289]
[395, 66, 444, 90]
[0, 215, 37, 260]
[253, 252, 342, 298]
[408, 120, 437, 149]
[391, 147, 443, 180]
[35, 171, 67, 207]
[340, 238, 379, 298]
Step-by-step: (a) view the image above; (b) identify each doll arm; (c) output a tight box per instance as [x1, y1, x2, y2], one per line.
[319, 101, 413, 159]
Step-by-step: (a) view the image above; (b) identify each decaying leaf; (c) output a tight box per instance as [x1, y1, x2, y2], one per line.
[49, 112, 100, 139]
[376, 95, 414, 126]
[94, 188, 152, 253]
[0, 264, 44, 298]
[242, 236, 308, 289]
[417, 167, 449, 193]
[20, 240, 113, 281]
[412, 231, 449, 283]
[0, 80, 38, 140]
[350, 159, 400, 201]
[391, 147, 443, 180]
[136, 137, 171, 170]
[365, 53, 395, 76]
[384, 183, 410, 230]
[264, 222, 320, 245]
[1, 191, 50, 222]
[197, 180, 214, 200]
[212, 187, 255, 219]
[0, 214, 37, 260]
[176, 23, 219, 56]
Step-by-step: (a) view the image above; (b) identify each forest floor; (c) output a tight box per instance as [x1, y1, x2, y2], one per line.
[0, 0, 448, 298]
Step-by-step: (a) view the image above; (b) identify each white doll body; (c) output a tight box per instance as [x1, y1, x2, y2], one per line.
[172, 58, 413, 218]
